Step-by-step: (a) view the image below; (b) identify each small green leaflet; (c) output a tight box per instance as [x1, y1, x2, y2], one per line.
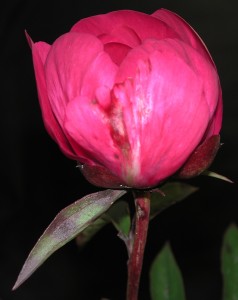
[221, 224, 238, 300]
[150, 243, 186, 300]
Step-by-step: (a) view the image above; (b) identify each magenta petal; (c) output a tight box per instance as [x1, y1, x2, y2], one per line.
[152, 9, 213, 63]
[98, 25, 141, 47]
[113, 39, 217, 187]
[64, 96, 123, 178]
[44, 32, 106, 125]
[45, 32, 117, 120]
[31, 40, 76, 159]
[104, 42, 131, 65]
[71, 10, 179, 42]
[44, 32, 118, 163]
[210, 91, 223, 135]
[80, 50, 118, 99]
[203, 91, 223, 139]
[29, 9, 222, 188]
[152, 9, 223, 134]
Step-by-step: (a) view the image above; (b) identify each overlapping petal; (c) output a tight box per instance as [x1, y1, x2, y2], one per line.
[45, 33, 104, 123]
[64, 95, 123, 174]
[30, 9, 222, 188]
[152, 9, 223, 137]
[112, 39, 216, 186]
[33, 32, 118, 164]
[71, 10, 179, 44]
[152, 9, 212, 63]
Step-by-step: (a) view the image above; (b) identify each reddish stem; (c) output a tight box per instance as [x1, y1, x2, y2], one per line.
[126, 191, 151, 300]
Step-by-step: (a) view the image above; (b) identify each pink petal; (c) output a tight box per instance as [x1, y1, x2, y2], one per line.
[152, 9, 223, 134]
[113, 38, 218, 187]
[152, 9, 213, 64]
[104, 42, 131, 65]
[44, 32, 104, 125]
[202, 90, 223, 139]
[211, 91, 223, 135]
[117, 38, 219, 119]
[80, 49, 118, 99]
[98, 26, 141, 47]
[71, 10, 179, 43]
[44, 32, 118, 163]
[31, 39, 76, 159]
[64, 96, 124, 177]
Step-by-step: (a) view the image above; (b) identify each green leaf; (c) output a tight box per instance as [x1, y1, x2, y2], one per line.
[13, 189, 126, 290]
[105, 200, 131, 237]
[150, 243, 186, 300]
[150, 182, 198, 220]
[221, 224, 238, 300]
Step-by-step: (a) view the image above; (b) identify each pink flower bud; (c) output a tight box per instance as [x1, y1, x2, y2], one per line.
[29, 9, 222, 189]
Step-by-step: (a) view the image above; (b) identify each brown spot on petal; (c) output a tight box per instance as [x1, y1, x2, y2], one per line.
[177, 135, 221, 179]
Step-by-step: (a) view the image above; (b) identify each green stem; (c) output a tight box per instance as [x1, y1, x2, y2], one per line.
[126, 191, 151, 300]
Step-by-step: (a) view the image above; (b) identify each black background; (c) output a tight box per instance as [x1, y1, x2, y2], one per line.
[0, 1, 237, 299]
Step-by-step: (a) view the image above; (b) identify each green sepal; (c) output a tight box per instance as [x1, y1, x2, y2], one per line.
[203, 170, 233, 183]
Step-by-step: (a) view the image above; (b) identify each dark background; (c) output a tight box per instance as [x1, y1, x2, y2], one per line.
[0, 0, 237, 299]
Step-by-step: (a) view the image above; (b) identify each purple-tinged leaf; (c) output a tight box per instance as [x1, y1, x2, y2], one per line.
[13, 189, 126, 290]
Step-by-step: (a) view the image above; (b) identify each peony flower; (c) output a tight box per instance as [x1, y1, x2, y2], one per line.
[28, 9, 222, 189]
